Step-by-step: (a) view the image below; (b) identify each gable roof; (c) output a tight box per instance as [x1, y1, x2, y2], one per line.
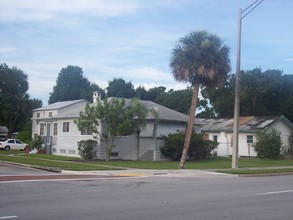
[128, 99, 189, 122]
[33, 99, 87, 111]
[197, 115, 293, 133]
[100, 98, 189, 123]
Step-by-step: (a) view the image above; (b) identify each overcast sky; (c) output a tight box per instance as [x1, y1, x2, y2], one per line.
[1, 0, 292, 105]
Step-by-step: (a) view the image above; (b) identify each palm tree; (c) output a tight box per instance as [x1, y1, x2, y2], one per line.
[170, 31, 231, 169]
[128, 98, 158, 161]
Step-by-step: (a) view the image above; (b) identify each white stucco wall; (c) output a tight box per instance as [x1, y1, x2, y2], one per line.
[208, 132, 257, 157]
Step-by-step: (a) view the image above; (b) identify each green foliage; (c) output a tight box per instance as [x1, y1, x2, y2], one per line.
[107, 78, 135, 98]
[155, 87, 192, 114]
[77, 139, 97, 160]
[29, 135, 43, 151]
[0, 63, 42, 135]
[160, 132, 218, 161]
[49, 65, 105, 103]
[16, 131, 31, 143]
[74, 98, 134, 161]
[202, 68, 293, 121]
[289, 132, 293, 155]
[254, 129, 282, 159]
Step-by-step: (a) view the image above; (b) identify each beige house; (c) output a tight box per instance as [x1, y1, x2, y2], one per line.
[31, 92, 189, 160]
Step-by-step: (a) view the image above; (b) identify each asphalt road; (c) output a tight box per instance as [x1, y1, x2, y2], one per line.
[0, 164, 293, 220]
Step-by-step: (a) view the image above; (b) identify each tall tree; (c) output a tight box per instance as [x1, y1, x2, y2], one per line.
[74, 98, 133, 161]
[155, 87, 192, 114]
[49, 65, 91, 104]
[202, 68, 293, 121]
[144, 86, 166, 101]
[107, 78, 135, 98]
[0, 63, 41, 136]
[170, 31, 230, 168]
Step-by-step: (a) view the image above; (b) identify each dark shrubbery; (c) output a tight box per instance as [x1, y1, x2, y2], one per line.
[77, 139, 97, 160]
[254, 129, 282, 159]
[160, 132, 218, 161]
[16, 131, 31, 143]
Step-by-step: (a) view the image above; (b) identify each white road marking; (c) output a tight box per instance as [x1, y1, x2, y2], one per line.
[257, 189, 293, 195]
[0, 216, 18, 219]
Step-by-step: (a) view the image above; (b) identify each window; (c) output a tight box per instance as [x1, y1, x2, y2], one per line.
[63, 122, 70, 132]
[40, 124, 45, 136]
[202, 133, 209, 141]
[81, 129, 92, 135]
[49, 112, 52, 117]
[53, 123, 58, 135]
[37, 113, 40, 118]
[213, 135, 218, 142]
[247, 135, 253, 144]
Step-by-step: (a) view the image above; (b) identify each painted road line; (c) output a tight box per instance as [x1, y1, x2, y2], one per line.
[0, 216, 18, 219]
[257, 189, 293, 195]
[118, 173, 146, 177]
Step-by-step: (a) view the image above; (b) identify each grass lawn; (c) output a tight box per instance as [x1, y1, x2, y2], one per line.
[1, 150, 293, 173]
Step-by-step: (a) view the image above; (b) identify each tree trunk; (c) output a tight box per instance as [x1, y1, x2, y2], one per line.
[179, 81, 200, 169]
[136, 132, 140, 161]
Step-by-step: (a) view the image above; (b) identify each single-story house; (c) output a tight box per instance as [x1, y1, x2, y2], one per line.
[32, 92, 189, 160]
[195, 116, 293, 157]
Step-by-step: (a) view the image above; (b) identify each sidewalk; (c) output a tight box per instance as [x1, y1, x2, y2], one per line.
[61, 168, 238, 178]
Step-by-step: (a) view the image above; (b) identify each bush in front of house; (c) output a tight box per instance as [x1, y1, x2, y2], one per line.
[254, 129, 282, 159]
[29, 135, 43, 152]
[160, 132, 218, 161]
[77, 139, 97, 160]
[16, 131, 31, 143]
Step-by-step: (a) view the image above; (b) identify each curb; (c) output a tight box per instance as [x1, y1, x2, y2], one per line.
[0, 161, 62, 173]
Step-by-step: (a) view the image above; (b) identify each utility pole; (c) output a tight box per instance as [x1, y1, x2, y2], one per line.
[232, 0, 264, 169]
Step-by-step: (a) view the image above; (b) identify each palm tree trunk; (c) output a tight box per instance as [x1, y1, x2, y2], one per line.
[179, 80, 200, 169]
[136, 132, 140, 161]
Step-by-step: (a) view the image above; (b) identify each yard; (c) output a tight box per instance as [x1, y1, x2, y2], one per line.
[0, 150, 293, 174]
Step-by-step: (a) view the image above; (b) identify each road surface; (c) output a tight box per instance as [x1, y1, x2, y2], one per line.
[0, 163, 293, 220]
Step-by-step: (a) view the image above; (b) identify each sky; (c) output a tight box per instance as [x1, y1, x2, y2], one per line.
[1, 0, 292, 105]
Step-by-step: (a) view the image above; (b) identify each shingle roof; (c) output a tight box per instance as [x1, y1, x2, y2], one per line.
[33, 99, 86, 111]
[197, 115, 292, 133]
[96, 98, 189, 122]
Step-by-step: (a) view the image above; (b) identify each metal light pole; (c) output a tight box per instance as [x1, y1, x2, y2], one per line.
[232, 0, 264, 169]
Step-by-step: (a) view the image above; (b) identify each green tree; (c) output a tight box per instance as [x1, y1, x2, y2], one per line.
[170, 31, 230, 168]
[254, 129, 282, 159]
[49, 65, 92, 103]
[155, 88, 192, 114]
[135, 86, 147, 100]
[202, 68, 293, 121]
[145, 86, 166, 101]
[0, 63, 41, 136]
[127, 98, 158, 160]
[107, 78, 135, 98]
[74, 98, 133, 161]
[160, 132, 218, 161]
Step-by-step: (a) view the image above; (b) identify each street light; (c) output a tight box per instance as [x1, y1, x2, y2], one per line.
[232, 0, 264, 169]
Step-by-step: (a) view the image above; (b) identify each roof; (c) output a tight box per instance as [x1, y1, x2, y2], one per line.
[33, 99, 87, 111]
[130, 99, 189, 122]
[197, 115, 293, 133]
[96, 98, 189, 123]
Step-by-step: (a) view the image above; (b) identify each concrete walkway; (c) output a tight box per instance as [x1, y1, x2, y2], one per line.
[62, 168, 238, 178]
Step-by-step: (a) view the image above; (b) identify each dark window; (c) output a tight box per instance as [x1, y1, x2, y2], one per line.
[63, 122, 70, 132]
[247, 135, 253, 144]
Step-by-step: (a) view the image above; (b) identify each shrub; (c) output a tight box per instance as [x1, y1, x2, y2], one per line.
[29, 135, 43, 151]
[77, 139, 97, 160]
[160, 132, 218, 161]
[254, 129, 282, 159]
[16, 131, 31, 143]
[289, 132, 293, 155]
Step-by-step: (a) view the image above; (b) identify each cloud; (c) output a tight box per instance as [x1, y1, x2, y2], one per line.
[0, 0, 186, 23]
[0, 46, 17, 53]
